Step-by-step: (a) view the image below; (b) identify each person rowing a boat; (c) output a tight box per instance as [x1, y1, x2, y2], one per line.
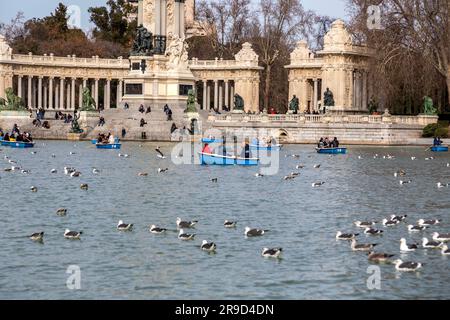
[202, 143, 213, 155]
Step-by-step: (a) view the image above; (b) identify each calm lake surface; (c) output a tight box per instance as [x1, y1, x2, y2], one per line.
[0, 141, 449, 300]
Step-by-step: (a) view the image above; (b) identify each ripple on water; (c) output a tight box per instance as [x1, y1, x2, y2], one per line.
[0, 143, 449, 299]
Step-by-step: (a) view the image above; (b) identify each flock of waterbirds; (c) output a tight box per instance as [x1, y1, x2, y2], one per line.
[3, 143, 450, 267]
[337, 214, 450, 272]
[2, 144, 283, 259]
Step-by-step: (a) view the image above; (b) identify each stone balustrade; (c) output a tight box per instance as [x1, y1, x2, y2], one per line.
[8, 53, 128, 68]
[209, 113, 437, 126]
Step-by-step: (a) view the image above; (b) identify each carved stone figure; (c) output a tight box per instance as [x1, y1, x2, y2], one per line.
[184, 89, 197, 113]
[289, 95, 299, 113]
[80, 88, 96, 111]
[423, 96, 437, 115]
[233, 94, 245, 111]
[323, 88, 335, 107]
[165, 33, 188, 69]
[0, 35, 12, 57]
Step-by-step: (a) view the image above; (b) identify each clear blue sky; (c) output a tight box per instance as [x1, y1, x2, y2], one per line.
[0, 0, 348, 29]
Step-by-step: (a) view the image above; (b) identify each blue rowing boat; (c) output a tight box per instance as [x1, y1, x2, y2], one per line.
[201, 138, 224, 144]
[1, 140, 35, 148]
[316, 147, 347, 154]
[96, 143, 121, 150]
[431, 146, 448, 152]
[250, 144, 282, 151]
[91, 139, 97, 144]
[199, 152, 259, 166]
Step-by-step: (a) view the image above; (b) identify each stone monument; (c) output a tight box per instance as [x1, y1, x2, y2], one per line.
[232, 94, 245, 114]
[122, 0, 196, 110]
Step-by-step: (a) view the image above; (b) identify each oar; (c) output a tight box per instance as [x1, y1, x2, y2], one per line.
[425, 146, 431, 152]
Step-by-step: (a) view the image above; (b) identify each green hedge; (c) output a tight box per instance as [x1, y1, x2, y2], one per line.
[423, 123, 449, 138]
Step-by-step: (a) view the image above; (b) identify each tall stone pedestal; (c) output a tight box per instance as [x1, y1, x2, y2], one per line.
[122, 54, 195, 112]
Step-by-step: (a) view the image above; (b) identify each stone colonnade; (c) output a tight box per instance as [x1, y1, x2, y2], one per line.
[13, 75, 124, 110]
[197, 79, 235, 111]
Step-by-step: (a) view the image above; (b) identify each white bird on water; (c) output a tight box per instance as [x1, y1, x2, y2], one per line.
[400, 238, 418, 252]
[393, 259, 423, 272]
[422, 238, 443, 249]
[417, 219, 441, 226]
[262, 248, 283, 259]
[201, 240, 217, 252]
[178, 229, 195, 241]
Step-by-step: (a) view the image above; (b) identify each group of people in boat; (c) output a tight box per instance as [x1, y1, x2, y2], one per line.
[318, 137, 340, 149]
[0, 124, 33, 143]
[96, 133, 118, 145]
[433, 137, 444, 146]
[201, 137, 253, 159]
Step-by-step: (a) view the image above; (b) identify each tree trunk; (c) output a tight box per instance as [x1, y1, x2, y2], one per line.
[264, 64, 271, 111]
[447, 75, 450, 108]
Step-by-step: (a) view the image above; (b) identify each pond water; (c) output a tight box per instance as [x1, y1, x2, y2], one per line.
[0, 141, 449, 299]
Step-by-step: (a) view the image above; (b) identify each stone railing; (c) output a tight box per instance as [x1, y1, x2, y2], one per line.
[209, 113, 437, 126]
[189, 57, 259, 69]
[7, 53, 129, 69]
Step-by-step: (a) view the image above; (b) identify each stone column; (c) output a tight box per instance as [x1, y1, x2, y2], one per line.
[59, 78, 65, 109]
[66, 81, 71, 110]
[161, 0, 167, 36]
[201, 80, 207, 110]
[155, 0, 161, 35]
[55, 82, 59, 110]
[71, 78, 76, 110]
[105, 79, 111, 109]
[94, 79, 99, 107]
[218, 81, 223, 110]
[230, 83, 234, 110]
[224, 80, 229, 110]
[17, 75, 23, 99]
[27, 76, 32, 109]
[43, 82, 48, 109]
[117, 79, 123, 105]
[313, 79, 318, 112]
[362, 71, 368, 111]
[37, 76, 43, 109]
[79, 82, 83, 109]
[49, 78, 53, 109]
[213, 80, 219, 110]
[174, 0, 181, 37]
[206, 83, 211, 110]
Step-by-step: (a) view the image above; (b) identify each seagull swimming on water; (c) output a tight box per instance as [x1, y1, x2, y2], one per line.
[176, 217, 198, 229]
[201, 240, 217, 252]
[64, 229, 82, 239]
[422, 238, 443, 249]
[29, 232, 44, 242]
[368, 252, 395, 263]
[408, 225, 427, 232]
[441, 245, 450, 255]
[400, 238, 418, 252]
[364, 228, 384, 236]
[350, 239, 378, 252]
[354, 221, 377, 228]
[336, 231, 359, 240]
[178, 229, 195, 241]
[393, 259, 423, 272]
[149, 225, 167, 234]
[117, 220, 133, 231]
[224, 220, 237, 228]
[262, 248, 283, 259]
[432, 232, 450, 242]
[245, 227, 268, 237]
[417, 219, 441, 226]
[56, 208, 67, 216]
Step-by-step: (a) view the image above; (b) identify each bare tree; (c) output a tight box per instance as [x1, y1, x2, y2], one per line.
[347, 0, 450, 111]
[250, 0, 314, 111]
[0, 12, 25, 42]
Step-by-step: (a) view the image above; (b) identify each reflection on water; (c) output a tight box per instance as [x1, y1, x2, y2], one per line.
[0, 141, 449, 299]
